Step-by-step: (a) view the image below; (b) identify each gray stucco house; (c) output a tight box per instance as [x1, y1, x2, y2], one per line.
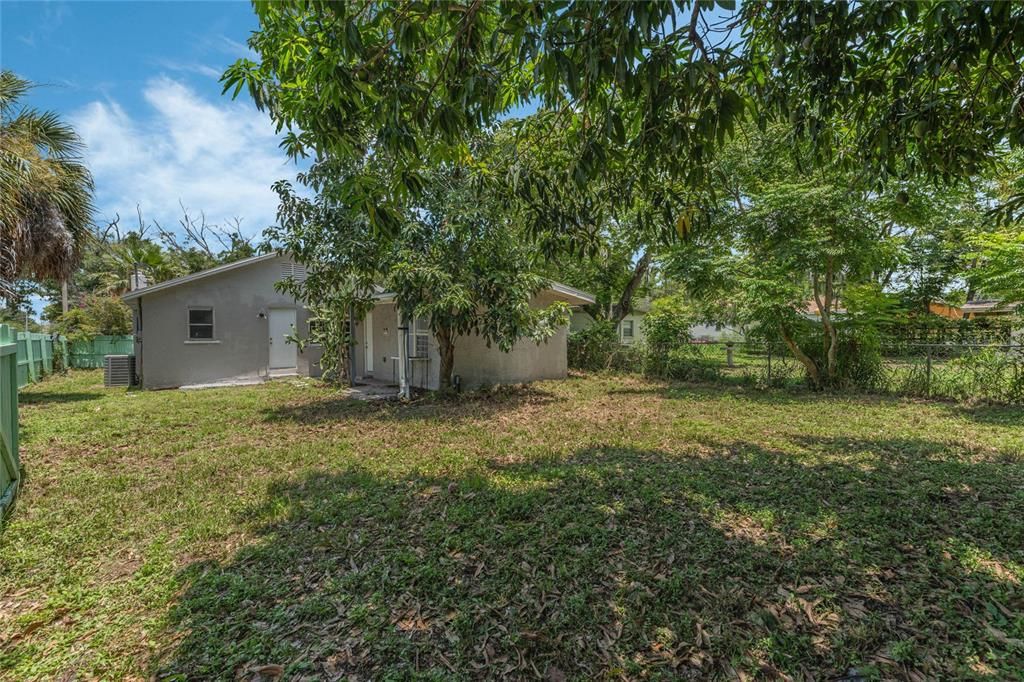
[123, 253, 595, 391]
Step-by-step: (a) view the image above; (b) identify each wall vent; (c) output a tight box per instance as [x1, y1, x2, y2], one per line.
[104, 355, 136, 387]
[280, 262, 307, 282]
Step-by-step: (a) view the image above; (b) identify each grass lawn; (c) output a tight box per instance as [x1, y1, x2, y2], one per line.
[1, 370, 1023, 680]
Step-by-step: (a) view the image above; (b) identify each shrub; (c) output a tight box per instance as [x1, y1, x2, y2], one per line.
[832, 329, 885, 390]
[52, 339, 68, 373]
[54, 295, 132, 342]
[760, 318, 884, 391]
[643, 344, 722, 382]
[641, 296, 695, 350]
[568, 321, 641, 371]
[571, 298, 729, 382]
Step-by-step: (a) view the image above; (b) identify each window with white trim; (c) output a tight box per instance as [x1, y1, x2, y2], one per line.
[188, 307, 214, 339]
[413, 316, 430, 357]
[621, 319, 634, 339]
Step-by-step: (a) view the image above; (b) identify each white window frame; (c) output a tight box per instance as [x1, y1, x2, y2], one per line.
[186, 306, 215, 342]
[621, 319, 634, 340]
[412, 315, 430, 357]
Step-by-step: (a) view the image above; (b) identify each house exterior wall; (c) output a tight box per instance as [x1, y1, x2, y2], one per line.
[354, 302, 400, 384]
[367, 291, 572, 392]
[132, 255, 321, 389]
[132, 264, 588, 391]
[450, 290, 569, 390]
[451, 326, 567, 390]
[570, 310, 595, 332]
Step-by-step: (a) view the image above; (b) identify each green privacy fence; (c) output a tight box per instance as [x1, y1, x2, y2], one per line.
[0, 328, 134, 533]
[1, 325, 21, 531]
[9, 332, 135, 385]
[15, 330, 57, 387]
[67, 335, 134, 369]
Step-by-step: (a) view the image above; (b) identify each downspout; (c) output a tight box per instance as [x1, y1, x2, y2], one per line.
[135, 297, 143, 387]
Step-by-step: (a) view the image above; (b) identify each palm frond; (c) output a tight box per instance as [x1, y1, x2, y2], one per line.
[8, 109, 87, 159]
[0, 70, 30, 115]
[0, 70, 94, 297]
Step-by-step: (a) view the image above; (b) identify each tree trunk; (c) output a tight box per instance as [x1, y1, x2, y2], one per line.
[61, 279, 69, 314]
[436, 325, 456, 393]
[611, 250, 652, 323]
[965, 256, 979, 303]
[335, 311, 351, 386]
[812, 266, 839, 385]
[824, 267, 838, 383]
[779, 323, 821, 388]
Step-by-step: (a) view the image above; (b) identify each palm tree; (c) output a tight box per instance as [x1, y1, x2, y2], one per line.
[91, 234, 182, 296]
[1, 70, 94, 301]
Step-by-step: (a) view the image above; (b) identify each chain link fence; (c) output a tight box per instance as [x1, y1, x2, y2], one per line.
[576, 338, 1024, 404]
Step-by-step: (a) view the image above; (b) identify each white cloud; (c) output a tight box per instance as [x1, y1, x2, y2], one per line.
[73, 77, 297, 241]
[153, 59, 224, 80]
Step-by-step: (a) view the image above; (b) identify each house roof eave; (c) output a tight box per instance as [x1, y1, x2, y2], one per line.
[121, 252, 282, 301]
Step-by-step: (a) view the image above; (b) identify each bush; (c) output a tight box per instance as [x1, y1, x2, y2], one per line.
[55, 295, 132, 342]
[643, 344, 723, 382]
[641, 296, 694, 349]
[568, 321, 641, 371]
[571, 298, 728, 382]
[52, 339, 68, 373]
[766, 319, 884, 391]
[833, 329, 885, 390]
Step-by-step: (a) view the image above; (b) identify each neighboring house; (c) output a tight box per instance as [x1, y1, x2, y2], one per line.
[616, 298, 651, 345]
[570, 311, 645, 345]
[800, 299, 847, 320]
[569, 298, 650, 345]
[570, 297, 742, 344]
[688, 321, 744, 343]
[801, 297, 1018, 322]
[960, 299, 1019, 320]
[123, 253, 594, 390]
[927, 300, 963, 320]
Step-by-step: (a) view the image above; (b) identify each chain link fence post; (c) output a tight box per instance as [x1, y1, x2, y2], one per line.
[925, 346, 932, 398]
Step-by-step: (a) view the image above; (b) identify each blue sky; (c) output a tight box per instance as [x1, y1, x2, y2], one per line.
[2, 1, 298, 241]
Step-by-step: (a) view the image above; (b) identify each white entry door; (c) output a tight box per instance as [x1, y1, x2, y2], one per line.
[268, 308, 297, 369]
[365, 309, 374, 374]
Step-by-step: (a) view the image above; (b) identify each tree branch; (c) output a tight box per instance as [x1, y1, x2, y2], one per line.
[612, 250, 652, 323]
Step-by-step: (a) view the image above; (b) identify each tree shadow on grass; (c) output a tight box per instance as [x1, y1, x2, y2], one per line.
[155, 442, 1024, 681]
[18, 390, 102, 405]
[262, 384, 562, 426]
[945, 403, 1024, 427]
[603, 381, 912, 409]
[604, 375, 1024, 417]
